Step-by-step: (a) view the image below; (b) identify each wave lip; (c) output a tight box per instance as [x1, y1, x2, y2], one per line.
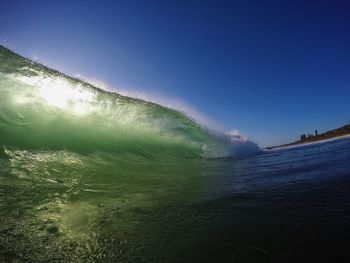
[0, 46, 260, 158]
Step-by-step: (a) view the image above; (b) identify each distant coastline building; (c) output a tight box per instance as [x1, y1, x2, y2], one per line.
[301, 129, 319, 141]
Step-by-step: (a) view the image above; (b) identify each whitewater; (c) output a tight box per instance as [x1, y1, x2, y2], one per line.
[1, 46, 350, 263]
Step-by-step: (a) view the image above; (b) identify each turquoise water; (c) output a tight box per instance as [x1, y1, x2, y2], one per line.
[1, 46, 350, 262]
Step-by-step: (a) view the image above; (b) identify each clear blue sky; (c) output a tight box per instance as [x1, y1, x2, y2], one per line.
[1, 0, 350, 146]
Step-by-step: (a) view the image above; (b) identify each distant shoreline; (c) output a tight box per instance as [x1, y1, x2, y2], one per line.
[266, 124, 350, 150]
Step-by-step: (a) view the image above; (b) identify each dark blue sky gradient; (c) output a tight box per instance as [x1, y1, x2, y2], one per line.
[1, 0, 350, 146]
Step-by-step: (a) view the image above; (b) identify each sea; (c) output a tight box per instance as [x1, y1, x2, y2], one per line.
[1, 46, 350, 263]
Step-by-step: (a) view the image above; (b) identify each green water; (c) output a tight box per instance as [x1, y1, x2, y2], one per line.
[0, 46, 261, 262]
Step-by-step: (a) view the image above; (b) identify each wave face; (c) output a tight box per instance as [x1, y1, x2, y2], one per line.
[0, 46, 259, 158]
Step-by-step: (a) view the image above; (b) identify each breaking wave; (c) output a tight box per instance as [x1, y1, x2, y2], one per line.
[0, 46, 260, 158]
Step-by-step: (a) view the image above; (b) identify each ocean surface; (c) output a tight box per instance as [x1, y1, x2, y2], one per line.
[1, 46, 350, 263]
